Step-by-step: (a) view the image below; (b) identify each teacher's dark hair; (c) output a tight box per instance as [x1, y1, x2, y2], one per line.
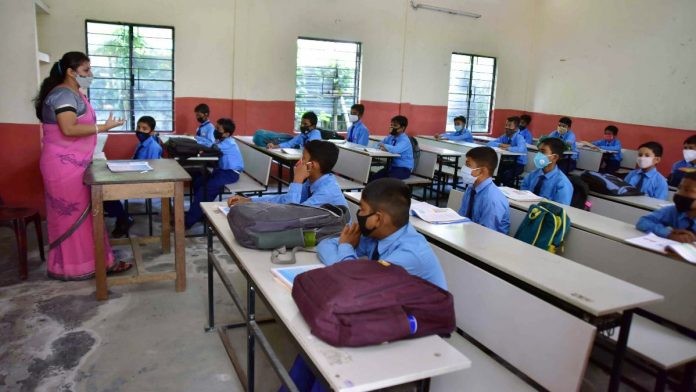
[34, 51, 90, 121]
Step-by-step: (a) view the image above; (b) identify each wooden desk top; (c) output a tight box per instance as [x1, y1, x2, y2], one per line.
[84, 159, 191, 185]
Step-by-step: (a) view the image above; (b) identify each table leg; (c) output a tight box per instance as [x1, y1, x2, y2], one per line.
[92, 185, 108, 300]
[206, 219, 215, 332]
[247, 283, 257, 392]
[161, 197, 171, 254]
[277, 161, 283, 193]
[452, 156, 460, 190]
[608, 310, 633, 392]
[174, 182, 186, 292]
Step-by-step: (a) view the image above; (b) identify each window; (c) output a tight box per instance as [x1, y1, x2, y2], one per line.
[86, 21, 174, 131]
[446, 53, 496, 133]
[295, 38, 361, 132]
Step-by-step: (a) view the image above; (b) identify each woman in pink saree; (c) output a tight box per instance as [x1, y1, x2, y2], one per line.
[34, 51, 130, 280]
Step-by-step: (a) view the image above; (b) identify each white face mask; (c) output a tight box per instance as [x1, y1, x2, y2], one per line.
[348, 114, 359, 123]
[636, 156, 654, 169]
[683, 149, 696, 163]
[75, 74, 93, 89]
[460, 166, 479, 184]
[454, 125, 463, 132]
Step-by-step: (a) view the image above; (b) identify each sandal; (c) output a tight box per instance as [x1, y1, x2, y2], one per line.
[107, 261, 133, 275]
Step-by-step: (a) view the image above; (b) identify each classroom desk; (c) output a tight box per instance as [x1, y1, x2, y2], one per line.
[418, 144, 463, 195]
[472, 135, 495, 143]
[507, 198, 696, 333]
[201, 202, 471, 392]
[575, 145, 618, 172]
[587, 191, 671, 224]
[84, 159, 190, 300]
[235, 135, 301, 193]
[344, 191, 663, 392]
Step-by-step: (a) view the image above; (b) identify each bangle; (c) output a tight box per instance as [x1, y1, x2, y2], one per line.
[95, 124, 99, 133]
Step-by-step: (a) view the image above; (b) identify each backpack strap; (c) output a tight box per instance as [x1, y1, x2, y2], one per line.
[271, 246, 317, 264]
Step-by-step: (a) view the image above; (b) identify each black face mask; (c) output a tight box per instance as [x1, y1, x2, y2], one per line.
[197, 117, 206, 124]
[518, 124, 526, 130]
[673, 194, 695, 213]
[135, 132, 150, 143]
[300, 126, 309, 134]
[390, 127, 399, 136]
[213, 130, 223, 140]
[356, 210, 376, 237]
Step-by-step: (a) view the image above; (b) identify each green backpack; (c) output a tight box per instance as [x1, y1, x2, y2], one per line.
[514, 201, 570, 254]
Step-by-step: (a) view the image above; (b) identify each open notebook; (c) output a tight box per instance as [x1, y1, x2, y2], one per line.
[410, 200, 469, 224]
[626, 233, 696, 264]
[271, 264, 324, 290]
[499, 186, 543, 202]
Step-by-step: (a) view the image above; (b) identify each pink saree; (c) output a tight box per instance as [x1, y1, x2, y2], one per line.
[40, 92, 114, 280]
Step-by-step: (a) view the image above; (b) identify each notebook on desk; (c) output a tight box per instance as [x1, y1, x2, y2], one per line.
[271, 264, 324, 289]
[106, 161, 153, 173]
[626, 233, 696, 263]
[499, 187, 543, 202]
[410, 200, 469, 224]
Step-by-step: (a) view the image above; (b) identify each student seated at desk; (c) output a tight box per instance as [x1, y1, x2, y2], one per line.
[346, 103, 370, 145]
[668, 135, 696, 187]
[547, 116, 577, 173]
[518, 114, 533, 144]
[625, 141, 668, 200]
[194, 103, 215, 147]
[487, 116, 527, 188]
[104, 115, 163, 237]
[458, 146, 510, 234]
[184, 118, 244, 229]
[227, 140, 347, 208]
[435, 115, 473, 142]
[266, 111, 321, 149]
[636, 171, 696, 243]
[521, 137, 573, 205]
[584, 125, 623, 174]
[369, 115, 414, 181]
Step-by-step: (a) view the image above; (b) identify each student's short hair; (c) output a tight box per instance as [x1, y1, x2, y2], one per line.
[604, 125, 619, 135]
[217, 118, 236, 134]
[362, 178, 411, 228]
[194, 103, 209, 114]
[466, 146, 498, 174]
[520, 114, 532, 124]
[639, 141, 664, 157]
[351, 104, 365, 116]
[304, 140, 338, 174]
[137, 116, 156, 131]
[301, 111, 318, 126]
[684, 135, 696, 145]
[391, 115, 408, 129]
[540, 137, 566, 157]
[506, 116, 520, 127]
[559, 117, 572, 127]
[683, 171, 696, 182]
[453, 115, 467, 124]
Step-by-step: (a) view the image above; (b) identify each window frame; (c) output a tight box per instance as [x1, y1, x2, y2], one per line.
[446, 52, 497, 134]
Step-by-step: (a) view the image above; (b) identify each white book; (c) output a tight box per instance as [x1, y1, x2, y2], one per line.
[363, 147, 383, 153]
[625, 233, 696, 264]
[218, 206, 230, 215]
[281, 148, 303, 155]
[106, 161, 153, 172]
[271, 264, 324, 290]
[499, 186, 543, 202]
[409, 200, 469, 224]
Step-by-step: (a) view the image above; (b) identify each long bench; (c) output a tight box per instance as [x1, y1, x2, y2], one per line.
[223, 141, 272, 197]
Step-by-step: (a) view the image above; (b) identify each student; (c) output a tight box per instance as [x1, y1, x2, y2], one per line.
[370, 115, 414, 181]
[457, 146, 510, 234]
[624, 141, 668, 200]
[582, 125, 623, 174]
[184, 118, 244, 229]
[267, 111, 321, 149]
[346, 103, 370, 145]
[227, 140, 347, 208]
[487, 116, 527, 188]
[669, 135, 696, 187]
[194, 103, 215, 147]
[548, 116, 577, 172]
[518, 114, 533, 144]
[104, 115, 163, 237]
[636, 171, 696, 242]
[521, 137, 573, 205]
[436, 115, 473, 142]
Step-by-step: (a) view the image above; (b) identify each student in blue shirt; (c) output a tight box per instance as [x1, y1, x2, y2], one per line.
[227, 140, 347, 208]
[346, 103, 370, 145]
[267, 111, 322, 149]
[518, 114, 533, 144]
[436, 115, 473, 142]
[194, 103, 215, 147]
[636, 171, 696, 242]
[669, 135, 696, 187]
[369, 115, 414, 181]
[625, 141, 669, 200]
[521, 137, 573, 205]
[487, 116, 528, 188]
[582, 125, 623, 174]
[458, 146, 510, 234]
[548, 116, 577, 173]
[185, 118, 244, 228]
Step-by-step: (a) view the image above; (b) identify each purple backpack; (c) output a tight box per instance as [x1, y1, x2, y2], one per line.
[292, 259, 455, 347]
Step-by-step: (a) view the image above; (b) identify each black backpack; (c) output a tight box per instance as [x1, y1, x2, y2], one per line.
[164, 137, 221, 159]
[408, 135, 420, 172]
[319, 128, 345, 141]
[568, 174, 591, 211]
[580, 170, 644, 197]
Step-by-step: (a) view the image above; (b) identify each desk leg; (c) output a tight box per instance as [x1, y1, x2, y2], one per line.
[608, 310, 633, 392]
[206, 219, 215, 332]
[277, 161, 283, 193]
[161, 197, 171, 254]
[92, 185, 108, 300]
[416, 377, 431, 392]
[452, 156, 459, 190]
[247, 283, 256, 392]
[174, 182, 186, 292]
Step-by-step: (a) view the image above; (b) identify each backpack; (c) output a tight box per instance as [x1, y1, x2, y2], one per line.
[318, 128, 345, 141]
[227, 202, 349, 253]
[580, 170, 644, 196]
[164, 137, 221, 159]
[408, 135, 420, 172]
[568, 174, 591, 211]
[514, 201, 570, 254]
[292, 259, 455, 347]
[252, 129, 294, 147]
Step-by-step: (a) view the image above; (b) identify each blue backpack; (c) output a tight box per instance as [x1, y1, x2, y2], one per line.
[514, 201, 570, 254]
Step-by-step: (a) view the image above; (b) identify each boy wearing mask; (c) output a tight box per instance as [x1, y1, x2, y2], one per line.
[518, 114, 533, 144]
[267, 111, 321, 149]
[194, 103, 215, 147]
[636, 171, 696, 242]
[624, 141, 668, 200]
[436, 115, 473, 142]
[346, 104, 370, 145]
[669, 135, 696, 187]
[521, 137, 573, 205]
[585, 125, 622, 174]
[370, 115, 414, 181]
[548, 116, 577, 172]
[487, 116, 528, 187]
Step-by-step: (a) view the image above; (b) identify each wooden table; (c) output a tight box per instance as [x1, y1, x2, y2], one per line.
[84, 159, 191, 300]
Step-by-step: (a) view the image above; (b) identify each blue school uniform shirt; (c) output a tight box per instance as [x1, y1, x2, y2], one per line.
[278, 129, 321, 148]
[255, 173, 347, 207]
[487, 131, 528, 165]
[133, 135, 162, 160]
[636, 205, 695, 238]
[520, 166, 573, 205]
[195, 120, 216, 147]
[440, 128, 473, 142]
[624, 167, 669, 200]
[518, 127, 533, 144]
[347, 120, 370, 146]
[381, 133, 414, 170]
[548, 130, 578, 159]
[457, 177, 510, 234]
[592, 139, 623, 162]
[217, 137, 244, 171]
[670, 160, 696, 187]
[316, 223, 447, 290]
